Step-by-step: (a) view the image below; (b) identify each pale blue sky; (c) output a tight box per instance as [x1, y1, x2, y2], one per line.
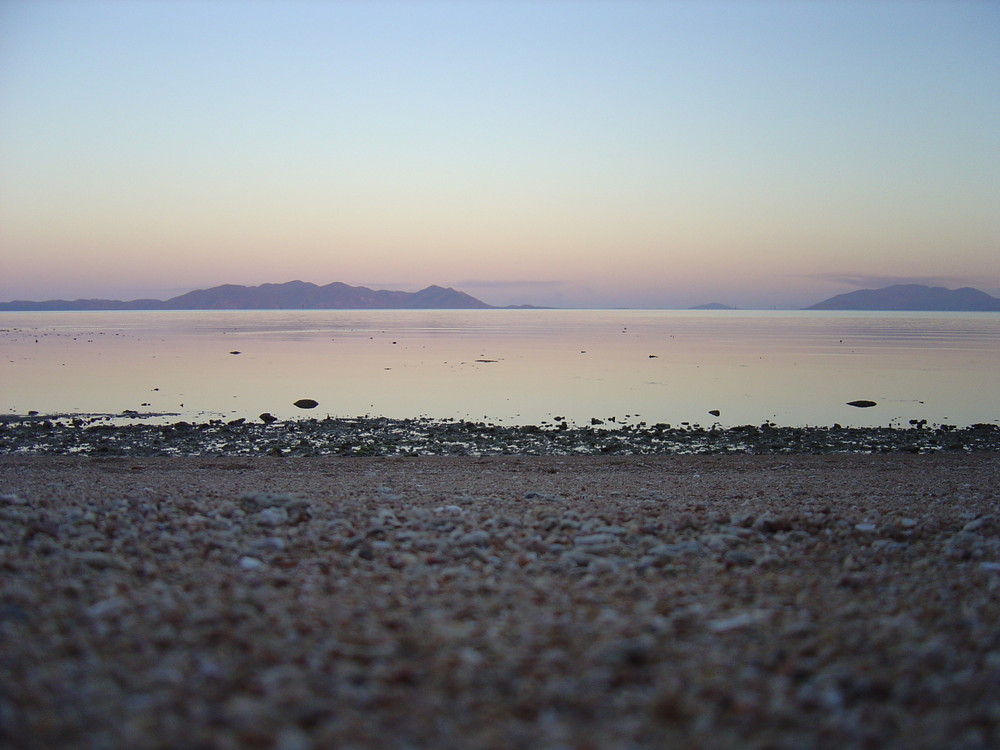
[1, 0, 998, 308]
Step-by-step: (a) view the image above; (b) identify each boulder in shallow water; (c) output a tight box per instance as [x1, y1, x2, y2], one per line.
[847, 400, 878, 408]
[259, 412, 278, 424]
[293, 399, 319, 409]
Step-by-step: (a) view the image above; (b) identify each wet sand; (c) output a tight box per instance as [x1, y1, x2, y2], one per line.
[2, 453, 999, 749]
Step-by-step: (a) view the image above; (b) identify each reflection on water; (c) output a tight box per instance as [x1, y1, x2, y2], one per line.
[1, 309, 998, 427]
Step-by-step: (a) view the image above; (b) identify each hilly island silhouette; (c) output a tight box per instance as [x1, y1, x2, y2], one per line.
[1, 281, 998, 311]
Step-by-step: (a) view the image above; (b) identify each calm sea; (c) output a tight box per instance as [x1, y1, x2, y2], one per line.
[1, 309, 998, 428]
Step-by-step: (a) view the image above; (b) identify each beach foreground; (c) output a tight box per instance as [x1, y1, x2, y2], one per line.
[2, 453, 998, 749]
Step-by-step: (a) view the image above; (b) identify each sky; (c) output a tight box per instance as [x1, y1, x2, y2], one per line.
[1, 0, 998, 309]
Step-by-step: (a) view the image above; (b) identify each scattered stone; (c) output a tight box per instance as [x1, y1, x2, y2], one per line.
[707, 610, 770, 633]
[456, 530, 490, 547]
[962, 516, 991, 533]
[238, 556, 265, 570]
[723, 549, 755, 566]
[2, 415, 999, 456]
[574, 533, 619, 547]
[87, 596, 128, 618]
[847, 400, 878, 408]
[648, 541, 704, 560]
[239, 492, 309, 512]
[293, 399, 319, 409]
[256, 507, 289, 526]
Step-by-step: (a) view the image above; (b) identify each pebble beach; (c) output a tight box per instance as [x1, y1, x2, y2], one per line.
[2, 450, 999, 749]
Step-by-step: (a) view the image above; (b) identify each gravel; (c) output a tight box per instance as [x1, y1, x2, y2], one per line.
[2, 452, 999, 749]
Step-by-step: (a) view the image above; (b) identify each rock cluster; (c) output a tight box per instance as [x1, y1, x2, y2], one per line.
[1, 453, 998, 749]
[2, 415, 999, 456]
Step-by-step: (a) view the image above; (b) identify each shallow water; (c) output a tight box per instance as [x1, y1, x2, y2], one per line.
[1, 309, 998, 428]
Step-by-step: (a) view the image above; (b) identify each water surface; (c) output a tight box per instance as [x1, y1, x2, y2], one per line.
[2, 309, 997, 428]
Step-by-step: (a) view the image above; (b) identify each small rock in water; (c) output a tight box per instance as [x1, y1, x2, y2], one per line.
[259, 412, 278, 424]
[293, 399, 319, 409]
[708, 409, 721, 417]
[847, 400, 878, 408]
[229, 350, 241, 355]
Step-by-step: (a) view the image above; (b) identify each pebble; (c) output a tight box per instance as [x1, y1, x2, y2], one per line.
[87, 596, 128, 618]
[456, 530, 491, 547]
[574, 533, 619, 547]
[703, 533, 744, 551]
[963, 517, 991, 533]
[238, 556, 265, 570]
[256, 507, 289, 526]
[723, 549, 756, 566]
[648, 541, 704, 559]
[250, 537, 286, 552]
[707, 610, 770, 632]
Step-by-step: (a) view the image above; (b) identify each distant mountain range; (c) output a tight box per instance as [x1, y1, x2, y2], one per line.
[805, 284, 1000, 311]
[2, 281, 998, 312]
[0, 281, 529, 311]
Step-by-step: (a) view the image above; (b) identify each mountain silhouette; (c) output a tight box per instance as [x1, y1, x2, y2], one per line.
[806, 284, 1000, 311]
[0, 281, 508, 311]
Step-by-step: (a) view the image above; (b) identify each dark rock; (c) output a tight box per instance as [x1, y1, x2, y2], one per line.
[259, 413, 278, 424]
[293, 399, 319, 409]
[708, 410, 721, 417]
[847, 400, 878, 408]
[229, 351, 241, 355]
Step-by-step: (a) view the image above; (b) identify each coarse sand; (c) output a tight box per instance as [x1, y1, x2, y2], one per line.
[1, 453, 998, 749]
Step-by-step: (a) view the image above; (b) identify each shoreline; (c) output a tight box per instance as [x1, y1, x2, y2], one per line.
[2, 414, 999, 456]
[1, 453, 998, 748]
